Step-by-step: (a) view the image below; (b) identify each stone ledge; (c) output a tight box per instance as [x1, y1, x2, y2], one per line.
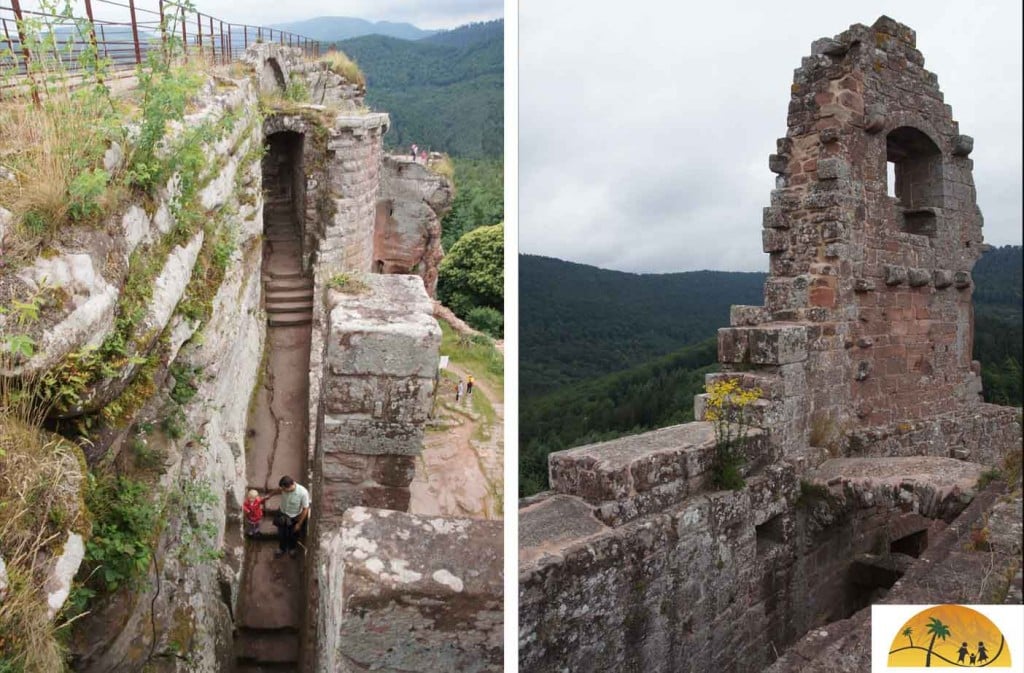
[548, 422, 770, 526]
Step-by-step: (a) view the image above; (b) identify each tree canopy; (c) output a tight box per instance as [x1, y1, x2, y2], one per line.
[437, 222, 504, 318]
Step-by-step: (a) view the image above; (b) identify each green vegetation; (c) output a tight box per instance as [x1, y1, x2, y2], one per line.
[437, 223, 503, 337]
[703, 379, 762, 491]
[326, 273, 369, 294]
[973, 245, 1022, 407]
[440, 320, 503, 397]
[519, 339, 717, 496]
[0, 416, 87, 673]
[337, 20, 502, 158]
[441, 158, 503, 252]
[320, 49, 365, 88]
[81, 474, 159, 592]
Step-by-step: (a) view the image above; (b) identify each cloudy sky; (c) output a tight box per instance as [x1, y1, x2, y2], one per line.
[16, 0, 502, 31]
[520, 0, 1023, 273]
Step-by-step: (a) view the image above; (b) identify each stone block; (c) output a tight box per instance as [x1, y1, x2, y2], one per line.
[549, 422, 717, 502]
[371, 455, 417, 487]
[765, 275, 810, 311]
[748, 324, 808, 365]
[321, 417, 425, 456]
[884, 265, 907, 286]
[816, 157, 849, 180]
[853, 278, 876, 293]
[327, 274, 440, 378]
[933, 268, 954, 288]
[730, 305, 769, 327]
[326, 509, 502, 673]
[324, 375, 434, 423]
[762, 229, 789, 253]
[952, 135, 974, 156]
[907, 268, 930, 287]
[953, 271, 971, 289]
[718, 327, 749, 363]
[762, 206, 789, 229]
[769, 154, 788, 174]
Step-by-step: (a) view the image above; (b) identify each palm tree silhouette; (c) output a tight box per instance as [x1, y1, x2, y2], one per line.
[925, 617, 951, 667]
[903, 627, 914, 648]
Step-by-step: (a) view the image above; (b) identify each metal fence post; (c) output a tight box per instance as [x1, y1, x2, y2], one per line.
[128, 0, 142, 64]
[9, 0, 39, 105]
[243, 25, 247, 50]
[227, 23, 232, 61]
[209, 15, 214, 62]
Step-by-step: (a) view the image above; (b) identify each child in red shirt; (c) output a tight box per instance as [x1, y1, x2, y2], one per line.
[243, 489, 267, 537]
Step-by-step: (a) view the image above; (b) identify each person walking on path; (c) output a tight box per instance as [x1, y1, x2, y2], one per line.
[267, 475, 310, 558]
[411, 143, 418, 161]
[466, 375, 474, 400]
[456, 379, 464, 403]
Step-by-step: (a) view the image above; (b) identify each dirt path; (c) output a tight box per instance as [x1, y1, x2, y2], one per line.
[409, 361, 504, 519]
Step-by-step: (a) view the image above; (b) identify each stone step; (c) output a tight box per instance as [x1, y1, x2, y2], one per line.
[265, 270, 305, 280]
[266, 302, 314, 314]
[235, 628, 300, 665]
[264, 279, 312, 292]
[265, 289, 313, 303]
[265, 234, 298, 243]
[268, 312, 312, 327]
[234, 662, 298, 673]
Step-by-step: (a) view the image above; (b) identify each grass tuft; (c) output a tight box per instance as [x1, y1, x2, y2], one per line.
[320, 50, 366, 88]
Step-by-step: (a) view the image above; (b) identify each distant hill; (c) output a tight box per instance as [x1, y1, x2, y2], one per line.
[338, 20, 502, 158]
[519, 254, 765, 398]
[268, 17, 438, 42]
[518, 246, 1023, 496]
[520, 338, 718, 496]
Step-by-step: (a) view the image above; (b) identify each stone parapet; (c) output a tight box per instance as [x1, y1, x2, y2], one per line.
[549, 422, 770, 526]
[318, 507, 502, 673]
[316, 274, 440, 523]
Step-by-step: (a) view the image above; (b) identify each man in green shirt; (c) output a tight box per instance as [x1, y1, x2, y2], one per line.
[267, 475, 310, 558]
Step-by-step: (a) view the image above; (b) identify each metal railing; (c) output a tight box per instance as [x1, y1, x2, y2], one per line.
[1, 0, 320, 92]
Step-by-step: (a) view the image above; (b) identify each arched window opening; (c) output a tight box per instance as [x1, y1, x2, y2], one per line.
[886, 126, 942, 237]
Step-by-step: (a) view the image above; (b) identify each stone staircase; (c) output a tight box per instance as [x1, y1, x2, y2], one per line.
[262, 197, 312, 328]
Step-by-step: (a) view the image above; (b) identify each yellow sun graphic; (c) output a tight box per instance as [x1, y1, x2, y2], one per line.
[889, 604, 1011, 667]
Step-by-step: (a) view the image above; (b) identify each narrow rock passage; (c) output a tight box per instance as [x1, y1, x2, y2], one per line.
[234, 189, 312, 672]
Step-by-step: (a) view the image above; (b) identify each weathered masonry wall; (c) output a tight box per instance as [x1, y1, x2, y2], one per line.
[318, 508, 503, 673]
[314, 273, 440, 522]
[320, 114, 390, 273]
[518, 16, 1023, 673]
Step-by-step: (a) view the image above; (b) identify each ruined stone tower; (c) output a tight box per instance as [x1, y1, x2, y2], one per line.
[715, 16, 1002, 462]
[519, 17, 1022, 673]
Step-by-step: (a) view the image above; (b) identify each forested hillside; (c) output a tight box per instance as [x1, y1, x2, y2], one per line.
[519, 255, 765, 397]
[337, 20, 502, 158]
[973, 245, 1023, 406]
[519, 246, 1024, 496]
